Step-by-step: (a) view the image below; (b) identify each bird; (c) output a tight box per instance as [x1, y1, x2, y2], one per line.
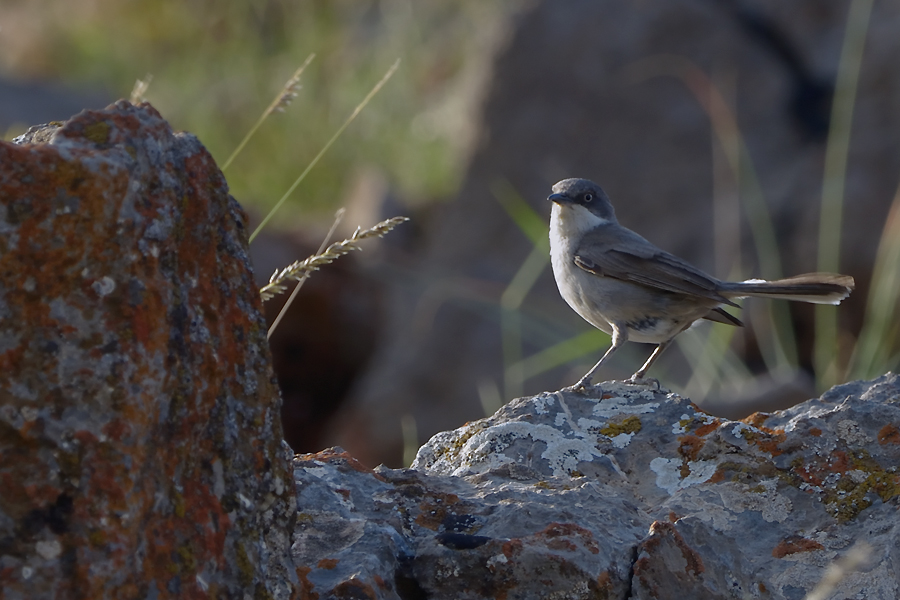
[547, 177, 854, 389]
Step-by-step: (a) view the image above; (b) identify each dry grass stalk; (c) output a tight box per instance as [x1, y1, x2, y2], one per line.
[266, 208, 346, 339]
[130, 74, 153, 104]
[260, 216, 409, 302]
[222, 53, 316, 172]
[248, 58, 401, 242]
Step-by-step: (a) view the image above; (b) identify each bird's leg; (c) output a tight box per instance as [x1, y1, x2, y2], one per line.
[628, 339, 673, 384]
[573, 323, 627, 389]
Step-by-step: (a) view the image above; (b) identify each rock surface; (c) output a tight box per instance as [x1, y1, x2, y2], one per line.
[294, 374, 900, 599]
[0, 102, 296, 599]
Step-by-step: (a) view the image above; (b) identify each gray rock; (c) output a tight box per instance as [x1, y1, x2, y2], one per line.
[294, 374, 900, 598]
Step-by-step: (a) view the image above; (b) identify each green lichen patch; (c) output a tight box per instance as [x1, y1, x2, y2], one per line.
[235, 541, 255, 588]
[176, 542, 197, 574]
[429, 421, 490, 463]
[822, 463, 900, 522]
[533, 480, 573, 491]
[599, 415, 642, 437]
[84, 121, 112, 145]
[710, 458, 790, 488]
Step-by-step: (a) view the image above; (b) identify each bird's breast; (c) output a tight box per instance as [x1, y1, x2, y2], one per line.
[548, 237, 700, 342]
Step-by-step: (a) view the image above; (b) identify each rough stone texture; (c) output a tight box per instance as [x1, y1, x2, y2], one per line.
[335, 0, 900, 467]
[295, 374, 900, 599]
[0, 102, 297, 599]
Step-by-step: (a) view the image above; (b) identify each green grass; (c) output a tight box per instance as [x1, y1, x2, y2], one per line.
[847, 184, 900, 380]
[9, 0, 510, 225]
[815, 0, 875, 388]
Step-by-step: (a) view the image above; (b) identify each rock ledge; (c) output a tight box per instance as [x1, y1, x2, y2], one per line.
[294, 375, 900, 599]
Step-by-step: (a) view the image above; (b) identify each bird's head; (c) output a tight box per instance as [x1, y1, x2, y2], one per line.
[548, 178, 617, 225]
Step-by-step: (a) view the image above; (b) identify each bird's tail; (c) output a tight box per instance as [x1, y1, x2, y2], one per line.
[720, 273, 855, 305]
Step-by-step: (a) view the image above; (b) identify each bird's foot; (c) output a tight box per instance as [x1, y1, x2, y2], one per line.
[626, 375, 661, 390]
[567, 375, 597, 393]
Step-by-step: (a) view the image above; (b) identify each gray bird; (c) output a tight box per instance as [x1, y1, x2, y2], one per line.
[547, 178, 854, 388]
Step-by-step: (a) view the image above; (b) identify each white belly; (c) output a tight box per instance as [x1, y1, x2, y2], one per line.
[549, 205, 694, 343]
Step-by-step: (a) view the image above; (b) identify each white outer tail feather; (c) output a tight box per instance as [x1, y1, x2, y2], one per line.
[726, 274, 855, 305]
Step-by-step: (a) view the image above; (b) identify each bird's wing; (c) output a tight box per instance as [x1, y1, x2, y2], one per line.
[573, 224, 738, 307]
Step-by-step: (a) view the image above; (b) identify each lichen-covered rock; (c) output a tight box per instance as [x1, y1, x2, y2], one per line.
[293, 448, 644, 599]
[295, 375, 900, 599]
[0, 102, 297, 599]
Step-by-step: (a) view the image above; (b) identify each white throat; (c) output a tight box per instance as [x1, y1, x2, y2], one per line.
[549, 203, 610, 255]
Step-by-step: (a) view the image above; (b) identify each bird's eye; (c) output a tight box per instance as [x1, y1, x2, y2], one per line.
[583, 193, 593, 202]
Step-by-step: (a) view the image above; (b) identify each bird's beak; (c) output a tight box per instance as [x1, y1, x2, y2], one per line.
[548, 193, 570, 204]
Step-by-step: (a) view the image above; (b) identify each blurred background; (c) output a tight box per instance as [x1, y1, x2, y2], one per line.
[3, 0, 898, 468]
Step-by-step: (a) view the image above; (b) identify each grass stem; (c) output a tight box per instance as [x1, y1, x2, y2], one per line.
[267, 208, 346, 339]
[815, 0, 873, 388]
[222, 54, 315, 173]
[250, 59, 400, 243]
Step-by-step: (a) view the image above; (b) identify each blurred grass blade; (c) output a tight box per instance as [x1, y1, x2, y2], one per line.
[510, 330, 609, 381]
[492, 178, 552, 397]
[250, 59, 400, 243]
[501, 307, 524, 400]
[679, 315, 751, 399]
[477, 379, 504, 417]
[623, 55, 797, 371]
[491, 179, 550, 249]
[130, 74, 153, 104]
[223, 54, 315, 172]
[400, 413, 418, 468]
[728, 114, 797, 372]
[815, 0, 873, 388]
[500, 244, 549, 398]
[501, 244, 549, 311]
[848, 181, 900, 379]
[804, 542, 872, 600]
[493, 179, 551, 398]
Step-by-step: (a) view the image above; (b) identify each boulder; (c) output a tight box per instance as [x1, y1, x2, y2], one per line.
[295, 374, 900, 598]
[0, 102, 296, 599]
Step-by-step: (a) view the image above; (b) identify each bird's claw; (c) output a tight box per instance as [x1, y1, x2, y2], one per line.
[626, 375, 661, 390]
[567, 377, 596, 393]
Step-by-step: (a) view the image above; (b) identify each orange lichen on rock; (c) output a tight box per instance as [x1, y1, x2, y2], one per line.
[772, 536, 824, 558]
[878, 423, 900, 445]
[317, 558, 339, 570]
[537, 523, 601, 555]
[414, 492, 463, 530]
[678, 435, 705, 461]
[0, 103, 296, 599]
[694, 420, 721, 437]
[742, 412, 771, 428]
